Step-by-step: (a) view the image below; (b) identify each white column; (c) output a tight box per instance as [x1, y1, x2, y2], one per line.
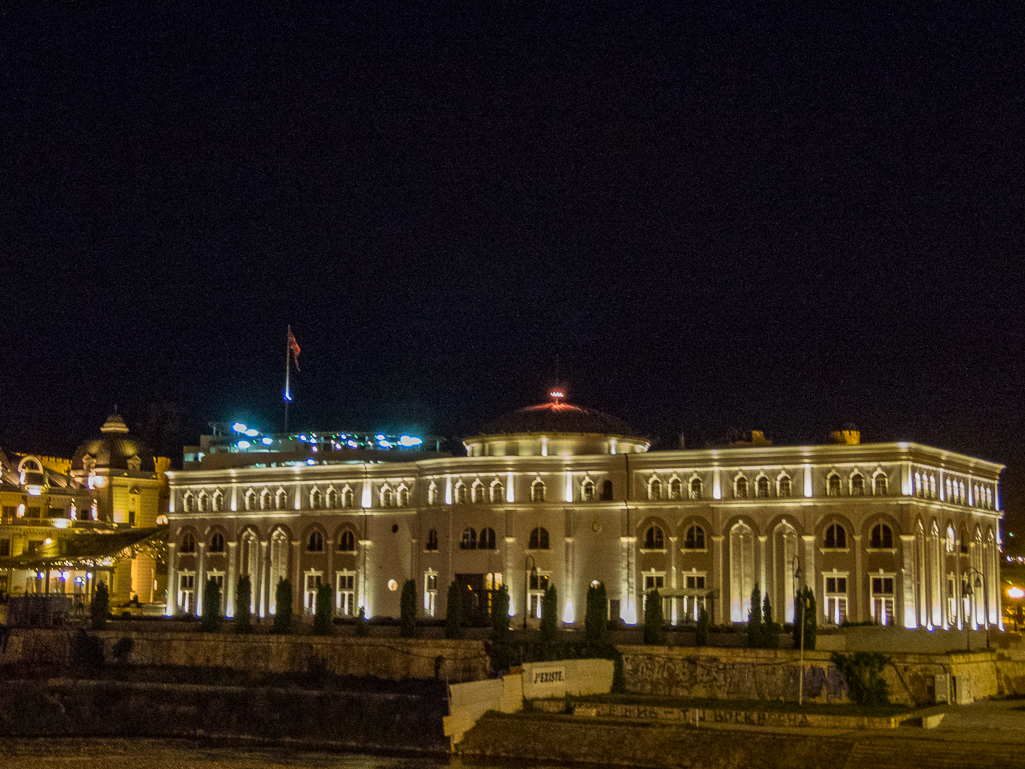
[669, 535, 678, 624]
[226, 541, 238, 618]
[165, 543, 178, 616]
[258, 541, 269, 618]
[900, 534, 917, 628]
[195, 542, 207, 616]
[712, 535, 724, 625]
[853, 535, 863, 623]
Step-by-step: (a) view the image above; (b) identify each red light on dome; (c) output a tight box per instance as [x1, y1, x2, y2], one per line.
[550, 390, 564, 401]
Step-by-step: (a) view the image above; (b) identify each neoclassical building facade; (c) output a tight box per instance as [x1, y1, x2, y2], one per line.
[166, 402, 1004, 631]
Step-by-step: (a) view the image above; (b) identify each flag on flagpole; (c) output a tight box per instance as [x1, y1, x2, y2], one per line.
[287, 325, 301, 371]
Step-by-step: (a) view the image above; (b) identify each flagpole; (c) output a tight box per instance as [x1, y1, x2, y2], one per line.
[284, 333, 291, 433]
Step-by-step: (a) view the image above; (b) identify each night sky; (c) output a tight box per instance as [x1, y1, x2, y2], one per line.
[3, 4, 1023, 526]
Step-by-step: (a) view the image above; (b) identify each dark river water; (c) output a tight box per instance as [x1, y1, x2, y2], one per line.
[0, 739, 561, 769]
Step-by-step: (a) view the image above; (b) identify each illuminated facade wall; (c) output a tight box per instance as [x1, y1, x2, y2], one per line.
[167, 422, 1004, 632]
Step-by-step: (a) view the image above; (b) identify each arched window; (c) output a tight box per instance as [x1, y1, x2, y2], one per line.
[734, 476, 748, 499]
[326, 488, 337, 508]
[307, 530, 324, 552]
[850, 474, 865, 497]
[209, 532, 225, 553]
[425, 529, 439, 551]
[930, 476, 937, 499]
[915, 472, 923, 498]
[600, 479, 613, 501]
[529, 527, 549, 550]
[827, 474, 841, 497]
[310, 488, 322, 510]
[428, 483, 439, 505]
[824, 523, 847, 549]
[531, 480, 546, 503]
[690, 478, 702, 500]
[471, 481, 485, 504]
[648, 478, 662, 501]
[684, 525, 705, 550]
[959, 481, 965, 503]
[180, 532, 196, 553]
[198, 493, 209, 513]
[244, 490, 257, 511]
[869, 523, 893, 549]
[397, 486, 410, 507]
[479, 527, 496, 550]
[756, 477, 770, 498]
[669, 478, 683, 500]
[212, 491, 224, 512]
[460, 527, 477, 550]
[337, 530, 356, 552]
[455, 482, 468, 504]
[581, 479, 595, 502]
[873, 473, 888, 496]
[490, 480, 504, 503]
[778, 476, 792, 498]
[643, 525, 664, 550]
[946, 525, 956, 553]
[260, 490, 272, 510]
[275, 489, 287, 510]
[380, 486, 394, 507]
[269, 530, 289, 612]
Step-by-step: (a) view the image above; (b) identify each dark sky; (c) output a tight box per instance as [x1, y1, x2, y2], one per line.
[3, 4, 1023, 525]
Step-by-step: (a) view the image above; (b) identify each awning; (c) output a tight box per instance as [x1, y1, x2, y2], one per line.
[0, 526, 167, 571]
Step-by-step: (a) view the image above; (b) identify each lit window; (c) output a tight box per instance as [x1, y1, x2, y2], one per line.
[824, 576, 848, 624]
[946, 526, 956, 553]
[531, 480, 546, 503]
[428, 483, 439, 506]
[581, 479, 595, 502]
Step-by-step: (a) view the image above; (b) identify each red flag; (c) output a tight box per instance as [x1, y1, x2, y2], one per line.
[287, 326, 301, 371]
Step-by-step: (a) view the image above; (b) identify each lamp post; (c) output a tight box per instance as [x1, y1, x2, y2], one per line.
[792, 556, 804, 705]
[1008, 586, 1024, 632]
[523, 555, 537, 631]
[963, 566, 986, 651]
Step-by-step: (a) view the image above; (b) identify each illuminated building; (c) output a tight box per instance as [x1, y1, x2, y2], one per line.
[0, 414, 168, 604]
[167, 401, 1004, 632]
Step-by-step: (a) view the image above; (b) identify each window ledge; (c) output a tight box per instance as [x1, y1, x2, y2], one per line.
[819, 547, 851, 554]
[639, 548, 667, 554]
[682, 547, 708, 554]
[865, 547, 897, 554]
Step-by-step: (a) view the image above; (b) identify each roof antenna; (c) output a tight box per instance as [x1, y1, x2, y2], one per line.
[549, 356, 565, 403]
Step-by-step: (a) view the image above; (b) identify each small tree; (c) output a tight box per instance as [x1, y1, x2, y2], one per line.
[235, 576, 252, 634]
[90, 581, 109, 630]
[584, 581, 610, 652]
[644, 589, 666, 645]
[747, 583, 763, 648]
[273, 578, 293, 634]
[695, 606, 710, 647]
[793, 586, 817, 651]
[763, 593, 779, 648]
[491, 584, 510, 645]
[201, 577, 222, 632]
[313, 583, 333, 635]
[400, 579, 418, 638]
[539, 583, 559, 657]
[445, 581, 464, 639]
[832, 652, 890, 705]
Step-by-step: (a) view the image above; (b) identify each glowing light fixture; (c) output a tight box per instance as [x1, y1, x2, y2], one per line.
[261, 436, 273, 445]
[398, 435, 423, 447]
[232, 422, 248, 433]
[26, 485, 43, 496]
[245, 428, 259, 437]
[1009, 586, 1025, 600]
[44, 538, 52, 545]
[237, 440, 251, 450]
[307, 458, 315, 465]
[53, 518, 70, 529]
[299, 434, 308, 442]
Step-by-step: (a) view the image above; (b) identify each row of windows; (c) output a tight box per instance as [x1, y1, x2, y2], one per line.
[914, 472, 994, 509]
[180, 529, 358, 554]
[182, 485, 412, 514]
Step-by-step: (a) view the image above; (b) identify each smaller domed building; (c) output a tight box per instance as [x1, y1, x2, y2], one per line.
[166, 399, 1004, 635]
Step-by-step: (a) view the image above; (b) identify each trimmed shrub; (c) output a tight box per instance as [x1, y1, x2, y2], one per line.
[763, 593, 780, 648]
[90, 581, 109, 631]
[354, 607, 370, 637]
[313, 584, 333, 635]
[584, 581, 610, 652]
[643, 589, 666, 645]
[695, 606, 710, 646]
[272, 578, 293, 634]
[539, 583, 559, 656]
[445, 581, 464, 639]
[71, 629, 105, 673]
[832, 652, 890, 705]
[400, 579, 418, 638]
[793, 586, 817, 650]
[489, 584, 513, 672]
[235, 576, 252, 634]
[201, 577, 222, 632]
[747, 583, 763, 648]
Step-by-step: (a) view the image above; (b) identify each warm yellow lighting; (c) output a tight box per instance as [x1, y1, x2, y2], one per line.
[156, 514, 168, 525]
[53, 518, 70, 529]
[44, 538, 53, 545]
[26, 485, 43, 496]
[1008, 586, 1024, 600]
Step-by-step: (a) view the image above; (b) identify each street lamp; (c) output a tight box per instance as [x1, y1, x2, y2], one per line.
[792, 556, 804, 706]
[523, 555, 537, 630]
[962, 566, 987, 651]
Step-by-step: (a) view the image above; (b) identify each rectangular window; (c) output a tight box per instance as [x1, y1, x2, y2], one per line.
[179, 573, 196, 615]
[27, 540, 44, 554]
[825, 576, 848, 625]
[528, 572, 550, 619]
[642, 573, 668, 617]
[609, 598, 621, 621]
[336, 572, 356, 617]
[2, 505, 17, 519]
[304, 572, 323, 613]
[684, 574, 706, 622]
[871, 576, 895, 626]
[424, 571, 438, 617]
[0, 538, 10, 557]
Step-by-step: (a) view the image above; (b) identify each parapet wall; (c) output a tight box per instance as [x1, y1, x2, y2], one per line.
[3, 629, 490, 682]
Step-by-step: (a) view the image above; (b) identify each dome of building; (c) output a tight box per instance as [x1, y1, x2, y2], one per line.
[71, 414, 156, 472]
[466, 401, 648, 457]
